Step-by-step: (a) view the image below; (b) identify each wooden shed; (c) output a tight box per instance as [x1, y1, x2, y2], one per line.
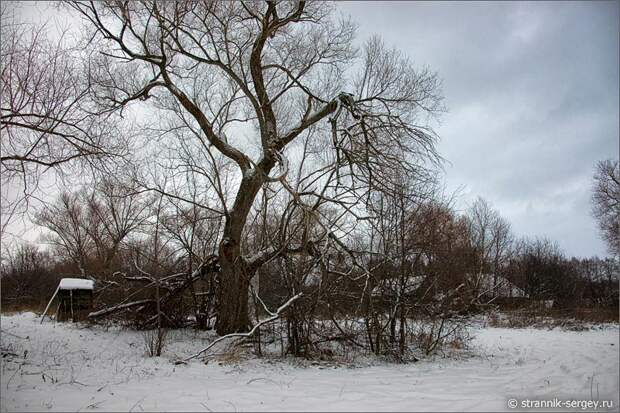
[41, 278, 95, 323]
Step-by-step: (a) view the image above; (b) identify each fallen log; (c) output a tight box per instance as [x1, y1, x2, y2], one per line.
[88, 299, 155, 319]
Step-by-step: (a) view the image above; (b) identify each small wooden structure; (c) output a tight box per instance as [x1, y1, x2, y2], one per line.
[41, 278, 95, 323]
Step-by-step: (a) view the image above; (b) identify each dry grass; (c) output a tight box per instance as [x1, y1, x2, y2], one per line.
[1, 301, 45, 315]
[487, 307, 619, 330]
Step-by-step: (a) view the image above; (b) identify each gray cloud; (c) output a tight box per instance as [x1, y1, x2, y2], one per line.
[4, 2, 617, 258]
[339, 1, 619, 257]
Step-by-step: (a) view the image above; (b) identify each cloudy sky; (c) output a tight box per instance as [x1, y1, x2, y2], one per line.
[339, 1, 619, 257]
[5, 1, 619, 258]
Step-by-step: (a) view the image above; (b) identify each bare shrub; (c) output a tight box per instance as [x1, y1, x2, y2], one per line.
[142, 328, 168, 357]
[410, 318, 471, 356]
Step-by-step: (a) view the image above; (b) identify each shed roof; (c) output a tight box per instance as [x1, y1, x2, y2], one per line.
[59, 278, 95, 290]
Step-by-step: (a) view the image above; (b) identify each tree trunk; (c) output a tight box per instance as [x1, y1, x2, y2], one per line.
[215, 239, 251, 334]
[213, 143, 275, 335]
[214, 170, 266, 334]
[399, 306, 406, 356]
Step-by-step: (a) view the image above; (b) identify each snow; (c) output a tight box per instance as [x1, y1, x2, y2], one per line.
[1, 312, 618, 412]
[58, 278, 95, 291]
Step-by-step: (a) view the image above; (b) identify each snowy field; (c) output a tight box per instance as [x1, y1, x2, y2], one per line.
[1, 312, 618, 412]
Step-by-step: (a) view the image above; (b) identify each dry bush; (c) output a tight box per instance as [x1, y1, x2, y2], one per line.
[410, 318, 471, 356]
[142, 328, 168, 357]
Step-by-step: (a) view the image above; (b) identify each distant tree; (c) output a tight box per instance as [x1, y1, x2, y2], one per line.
[35, 191, 93, 276]
[591, 159, 620, 256]
[466, 197, 513, 297]
[0, 243, 59, 308]
[575, 256, 619, 307]
[35, 180, 147, 276]
[508, 237, 583, 307]
[0, 4, 126, 234]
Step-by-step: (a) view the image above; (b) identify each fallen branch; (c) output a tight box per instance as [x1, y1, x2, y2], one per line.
[87, 258, 215, 321]
[181, 293, 303, 363]
[88, 299, 155, 319]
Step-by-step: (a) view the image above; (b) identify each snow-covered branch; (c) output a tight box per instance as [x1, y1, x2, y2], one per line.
[181, 293, 303, 363]
[88, 299, 155, 319]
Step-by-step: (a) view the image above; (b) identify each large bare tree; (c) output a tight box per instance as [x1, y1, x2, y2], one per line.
[68, 0, 443, 334]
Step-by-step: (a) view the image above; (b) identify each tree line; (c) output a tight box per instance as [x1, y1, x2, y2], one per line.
[2, 181, 617, 357]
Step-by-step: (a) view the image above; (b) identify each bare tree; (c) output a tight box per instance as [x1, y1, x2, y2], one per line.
[0, 242, 59, 309]
[35, 180, 148, 277]
[360, 176, 436, 356]
[68, 1, 443, 335]
[86, 180, 151, 272]
[466, 197, 513, 299]
[0, 4, 126, 235]
[159, 179, 222, 329]
[35, 191, 93, 276]
[591, 159, 620, 256]
[489, 209, 513, 297]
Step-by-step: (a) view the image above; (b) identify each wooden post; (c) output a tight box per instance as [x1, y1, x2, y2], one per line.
[41, 284, 60, 324]
[70, 290, 75, 322]
[54, 302, 60, 323]
[156, 278, 161, 334]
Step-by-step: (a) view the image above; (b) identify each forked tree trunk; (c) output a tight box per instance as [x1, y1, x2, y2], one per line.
[214, 171, 267, 335]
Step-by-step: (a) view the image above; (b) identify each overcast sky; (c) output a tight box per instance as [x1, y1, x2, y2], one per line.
[338, 1, 619, 257]
[5, 1, 619, 258]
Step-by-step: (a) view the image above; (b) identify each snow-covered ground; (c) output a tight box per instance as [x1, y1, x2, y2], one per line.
[1, 312, 618, 412]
